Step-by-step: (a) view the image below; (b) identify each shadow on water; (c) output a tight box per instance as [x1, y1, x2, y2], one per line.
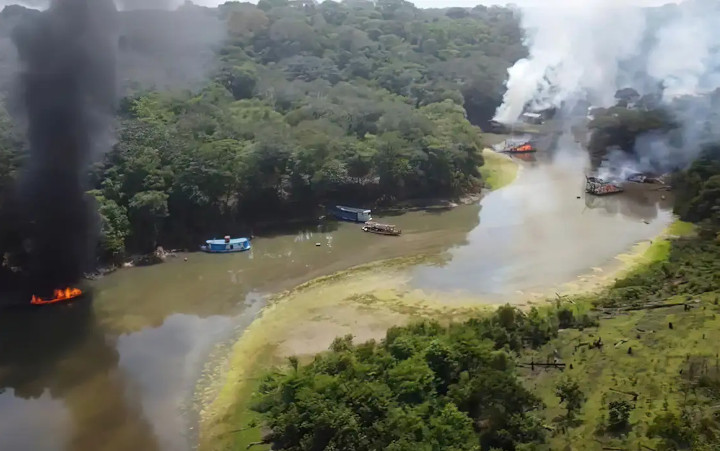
[0, 294, 160, 451]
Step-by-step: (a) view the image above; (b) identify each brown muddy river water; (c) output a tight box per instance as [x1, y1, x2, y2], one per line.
[0, 155, 673, 451]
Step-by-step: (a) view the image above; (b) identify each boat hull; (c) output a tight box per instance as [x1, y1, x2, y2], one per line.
[200, 245, 252, 253]
[362, 227, 401, 236]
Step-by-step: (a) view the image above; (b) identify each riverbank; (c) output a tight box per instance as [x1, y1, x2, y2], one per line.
[196, 151, 520, 450]
[196, 254, 492, 450]
[479, 148, 519, 190]
[196, 156, 679, 451]
[198, 216, 697, 450]
[521, 221, 718, 451]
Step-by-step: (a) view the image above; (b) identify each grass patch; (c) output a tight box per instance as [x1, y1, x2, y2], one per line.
[627, 221, 693, 269]
[199, 335, 278, 450]
[667, 220, 696, 237]
[525, 295, 720, 450]
[228, 372, 268, 451]
[480, 148, 518, 190]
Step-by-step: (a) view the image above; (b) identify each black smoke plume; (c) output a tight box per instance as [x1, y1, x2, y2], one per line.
[13, 0, 117, 294]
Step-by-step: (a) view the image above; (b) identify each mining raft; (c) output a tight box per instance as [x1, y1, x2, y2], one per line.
[501, 141, 537, 154]
[362, 221, 402, 236]
[626, 172, 665, 184]
[585, 176, 624, 196]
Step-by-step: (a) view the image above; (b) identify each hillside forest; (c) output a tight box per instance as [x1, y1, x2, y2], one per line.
[0, 0, 525, 265]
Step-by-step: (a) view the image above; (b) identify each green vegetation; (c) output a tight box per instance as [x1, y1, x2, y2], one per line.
[673, 143, 720, 235]
[97, 0, 524, 258]
[248, 146, 720, 450]
[554, 377, 585, 420]
[587, 106, 677, 167]
[479, 148, 518, 190]
[0, 1, 525, 266]
[249, 304, 597, 450]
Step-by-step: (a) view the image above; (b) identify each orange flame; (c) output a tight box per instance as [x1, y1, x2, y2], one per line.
[30, 287, 83, 305]
[514, 144, 535, 152]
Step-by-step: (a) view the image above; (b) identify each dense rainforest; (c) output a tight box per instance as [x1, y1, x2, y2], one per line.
[0, 0, 525, 267]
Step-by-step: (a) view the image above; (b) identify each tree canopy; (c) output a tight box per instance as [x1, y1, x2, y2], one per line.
[0, 1, 525, 264]
[251, 305, 575, 450]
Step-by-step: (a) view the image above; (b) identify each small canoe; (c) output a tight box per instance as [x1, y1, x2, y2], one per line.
[362, 221, 402, 236]
[201, 236, 251, 253]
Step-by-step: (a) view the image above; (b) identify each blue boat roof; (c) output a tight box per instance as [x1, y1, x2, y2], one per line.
[206, 238, 249, 245]
[335, 205, 371, 213]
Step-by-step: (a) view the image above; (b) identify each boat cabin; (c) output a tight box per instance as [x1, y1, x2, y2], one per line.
[202, 236, 251, 253]
[329, 205, 372, 223]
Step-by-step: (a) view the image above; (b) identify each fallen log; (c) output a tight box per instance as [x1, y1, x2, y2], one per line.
[520, 362, 566, 369]
[602, 302, 687, 313]
[609, 388, 639, 399]
[614, 339, 628, 348]
[575, 342, 590, 350]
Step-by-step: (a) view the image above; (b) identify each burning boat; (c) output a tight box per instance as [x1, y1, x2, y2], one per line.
[30, 287, 83, 306]
[362, 221, 402, 236]
[501, 141, 537, 154]
[585, 176, 624, 196]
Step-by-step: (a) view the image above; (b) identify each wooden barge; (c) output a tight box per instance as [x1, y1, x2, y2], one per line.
[362, 221, 402, 236]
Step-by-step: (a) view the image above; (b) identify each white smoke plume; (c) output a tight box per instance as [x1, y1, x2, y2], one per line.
[495, 0, 648, 123]
[646, 1, 720, 100]
[495, 0, 720, 181]
[495, 0, 720, 123]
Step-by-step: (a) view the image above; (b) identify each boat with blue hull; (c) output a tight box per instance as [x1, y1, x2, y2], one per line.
[201, 236, 251, 253]
[328, 205, 372, 223]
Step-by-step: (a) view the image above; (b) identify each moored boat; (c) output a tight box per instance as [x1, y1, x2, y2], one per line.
[362, 221, 402, 236]
[328, 205, 372, 222]
[201, 236, 251, 253]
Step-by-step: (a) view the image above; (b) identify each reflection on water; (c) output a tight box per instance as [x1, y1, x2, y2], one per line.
[0, 156, 675, 450]
[0, 204, 482, 451]
[0, 299, 159, 451]
[90, 205, 482, 335]
[410, 158, 674, 300]
[0, 293, 265, 451]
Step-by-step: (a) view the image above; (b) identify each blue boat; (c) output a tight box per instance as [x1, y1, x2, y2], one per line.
[328, 205, 372, 223]
[201, 236, 251, 253]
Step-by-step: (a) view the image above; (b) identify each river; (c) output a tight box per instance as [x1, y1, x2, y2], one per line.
[0, 155, 673, 451]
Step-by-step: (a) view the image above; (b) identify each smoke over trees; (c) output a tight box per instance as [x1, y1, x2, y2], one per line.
[13, 0, 117, 293]
[495, 0, 720, 177]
